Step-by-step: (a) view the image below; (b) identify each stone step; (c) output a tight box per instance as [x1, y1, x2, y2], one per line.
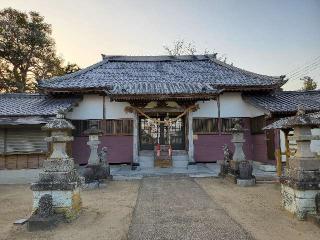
[139, 155, 154, 169]
[172, 155, 189, 168]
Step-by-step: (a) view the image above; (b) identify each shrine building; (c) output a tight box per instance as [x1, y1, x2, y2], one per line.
[1, 54, 320, 169]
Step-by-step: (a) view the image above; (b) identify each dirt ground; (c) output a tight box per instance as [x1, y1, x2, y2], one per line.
[0, 178, 319, 240]
[196, 178, 320, 240]
[0, 181, 140, 240]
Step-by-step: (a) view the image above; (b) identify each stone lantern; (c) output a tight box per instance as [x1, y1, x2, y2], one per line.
[84, 125, 103, 166]
[228, 118, 255, 186]
[30, 111, 83, 223]
[82, 125, 110, 183]
[280, 108, 320, 219]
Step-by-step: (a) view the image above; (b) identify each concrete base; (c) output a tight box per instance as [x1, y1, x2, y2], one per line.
[237, 178, 256, 187]
[281, 184, 320, 220]
[32, 187, 82, 222]
[27, 214, 60, 231]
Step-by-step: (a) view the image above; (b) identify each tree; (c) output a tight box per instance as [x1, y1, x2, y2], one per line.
[163, 40, 197, 56]
[163, 40, 229, 63]
[0, 8, 80, 93]
[301, 76, 317, 91]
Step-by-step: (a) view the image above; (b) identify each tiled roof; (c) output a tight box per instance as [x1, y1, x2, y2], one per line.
[0, 116, 52, 125]
[264, 112, 320, 129]
[244, 90, 320, 115]
[0, 93, 79, 117]
[39, 55, 285, 94]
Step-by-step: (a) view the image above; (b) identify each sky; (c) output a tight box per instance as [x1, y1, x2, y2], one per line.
[1, 0, 320, 90]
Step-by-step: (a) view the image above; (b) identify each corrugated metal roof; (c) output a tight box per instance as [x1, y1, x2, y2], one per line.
[244, 90, 320, 115]
[0, 93, 79, 117]
[39, 55, 285, 94]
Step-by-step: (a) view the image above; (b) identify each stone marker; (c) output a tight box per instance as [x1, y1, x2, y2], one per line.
[30, 111, 83, 226]
[280, 108, 320, 219]
[237, 160, 255, 187]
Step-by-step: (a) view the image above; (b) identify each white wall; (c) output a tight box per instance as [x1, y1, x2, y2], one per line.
[191, 100, 218, 117]
[67, 92, 265, 120]
[66, 94, 103, 119]
[191, 92, 265, 118]
[220, 92, 265, 117]
[66, 94, 133, 120]
[105, 98, 133, 119]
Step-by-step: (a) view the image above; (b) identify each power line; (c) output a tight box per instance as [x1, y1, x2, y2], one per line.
[289, 64, 320, 81]
[286, 55, 320, 76]
[288, 62, 320, 80]
[287, 58, 320, 78]
[288, 63, 320, 79]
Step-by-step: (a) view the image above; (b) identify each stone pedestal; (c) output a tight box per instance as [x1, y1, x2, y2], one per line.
[278, 109, 320, 219]
[30, 112, 83, 223]
[281, 184, 319, 219]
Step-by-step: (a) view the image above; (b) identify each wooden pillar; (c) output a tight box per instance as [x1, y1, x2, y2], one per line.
[217, 95, 221, 134]
[275, 149, 282, 177]
[188, 112, 194, 163]
[283, 129, 290, 168]
[133, 112, 139, 164]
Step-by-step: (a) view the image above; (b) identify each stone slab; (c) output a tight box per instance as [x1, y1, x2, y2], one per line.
[237, 178, 256, 187]
[27, 215, 60, 231]
[14, 218, 28, 225]
[290, 158, 320, 171]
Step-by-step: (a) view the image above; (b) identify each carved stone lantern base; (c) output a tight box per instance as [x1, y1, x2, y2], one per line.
[31, 181, 82, 222]
[281, 184, 320, 220]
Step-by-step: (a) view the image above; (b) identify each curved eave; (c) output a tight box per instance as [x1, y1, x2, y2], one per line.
[109, 93, 220, 101]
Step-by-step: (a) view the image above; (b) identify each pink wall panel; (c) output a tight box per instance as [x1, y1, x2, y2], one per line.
[72, 136, 133, 165]
[252, 134, 269, 163]
[100, 136, 133, 164]
[72, 136, 90, 165]
[194, 132, 254, 162]
[194, 119, 254, 163]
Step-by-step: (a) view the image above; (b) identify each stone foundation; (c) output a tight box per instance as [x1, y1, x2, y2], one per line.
[281, 184, 320, 220]
[32, 186, 82, 221]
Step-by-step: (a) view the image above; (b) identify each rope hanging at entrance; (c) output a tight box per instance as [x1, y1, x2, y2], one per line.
[125, 104, 199, 126]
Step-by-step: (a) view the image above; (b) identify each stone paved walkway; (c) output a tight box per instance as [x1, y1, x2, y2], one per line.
[128, 175, 254, 240]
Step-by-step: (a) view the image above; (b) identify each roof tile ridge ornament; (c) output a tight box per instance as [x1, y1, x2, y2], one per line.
[296, 105, 306, 116]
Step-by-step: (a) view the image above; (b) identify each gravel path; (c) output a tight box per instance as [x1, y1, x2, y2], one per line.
[128, 175, 254, 240]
